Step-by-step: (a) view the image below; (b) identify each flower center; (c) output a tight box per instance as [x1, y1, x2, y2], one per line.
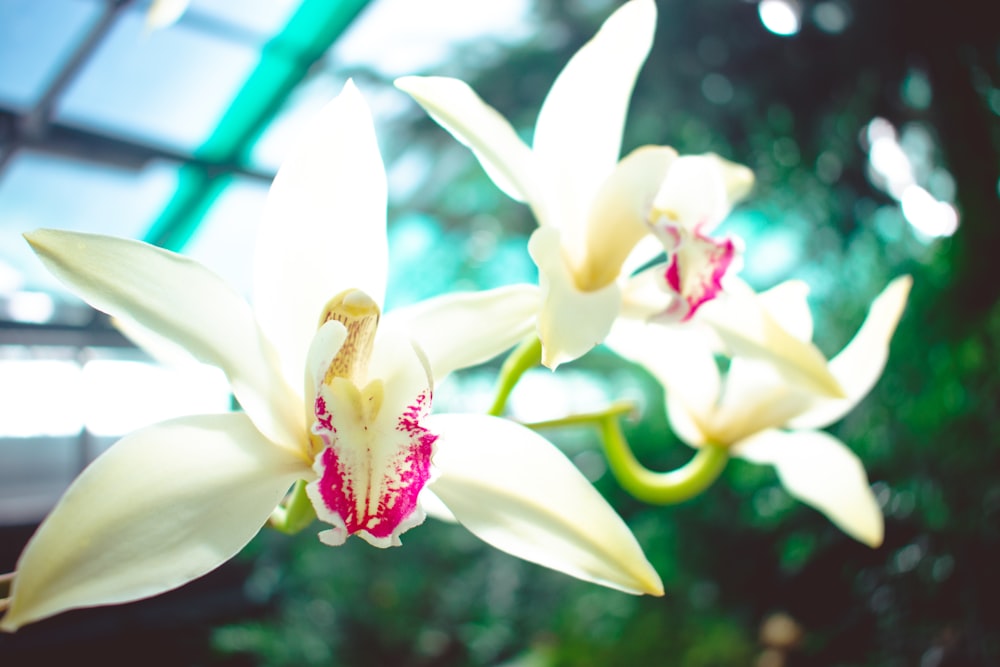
[303, 289, 435, 548]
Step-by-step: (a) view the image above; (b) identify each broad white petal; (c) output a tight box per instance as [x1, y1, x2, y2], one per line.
[395, 76, 545, 217]
[570, 145, 676, 290]
[0, 414, 310, 631]
[534, 0, 656, 232]
[427, 413, 663, 596]
[385, 284, 541, 382]
[788, 276, 912, 429]
[24, 229, 304, 452]
[697, 282, 845, 398]
[733, 429, 883, 547]
[254, 81, 388, 388]
[529, 227, 621, 368]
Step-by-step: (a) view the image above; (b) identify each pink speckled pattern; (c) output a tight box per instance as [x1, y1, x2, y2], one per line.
[310, 389, 435, 546]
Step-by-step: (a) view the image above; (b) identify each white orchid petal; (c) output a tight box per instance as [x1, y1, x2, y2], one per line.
[395, 76, 544, 215]
[756, 280, 814, 342]
[417, 487, 457, 523]
[651, 154, 732, 232]
[534, 0, 656, 233]
[697, 281, 845, 398]
[572, 145, 676, 289]
[605, 315, 720, 422]
[385, 284, 541, 382]
[733, 429, 884, 547]
[666, 391, 710, 447]
[427, 414, 663, 596]
[24, 229, 304, 452]
[529, 227, 621, 368]
[710, 358, 815, 444]
[254, 80, 388, 388]
[0, 414, 310, 631]
[788, 276, 912, 430]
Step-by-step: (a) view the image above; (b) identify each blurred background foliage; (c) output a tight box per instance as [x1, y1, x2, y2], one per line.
[4, 0, 999, 664]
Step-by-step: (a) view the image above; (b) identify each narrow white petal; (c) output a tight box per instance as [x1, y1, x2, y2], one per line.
[534, 0, 656, 233]
[733, 429, 884, 547]
[528, 227, 621, 368]
[427, 414, 663, 596]
[0, 414, 310, 631]
[697, 281, 845, 398]
[395, 76, 545, 217]
[384, 284, 541, 382]
[788, 276, 912, 429]
[254, 81, 388, 388]
[24, 229, 305, 452]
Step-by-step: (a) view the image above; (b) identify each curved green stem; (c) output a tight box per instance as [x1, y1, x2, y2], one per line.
[268, 479, 316, 535]
[488, 335, 542, 416]
[598, 415, 729, 505]
[526, 402, 728, 504]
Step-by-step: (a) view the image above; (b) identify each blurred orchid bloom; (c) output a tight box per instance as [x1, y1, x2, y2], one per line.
[145, 0, 190, 30]
[1, 82, 663, 632]
[610, 276, 912, 546]
[397, 0, 753, 368]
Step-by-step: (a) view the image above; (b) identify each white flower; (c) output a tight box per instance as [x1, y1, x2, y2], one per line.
[609, 276, 912, 546]
[397, 0, 754, 368]
[1, 82, 662, 632]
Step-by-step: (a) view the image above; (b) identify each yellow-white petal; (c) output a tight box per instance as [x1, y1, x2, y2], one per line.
[254, 80, 388, 390]
[533, 0, 656, 236]
[788, 276, 912, 430]
[427, 413, 663, 596]
[529, 226, 621, 368]
[395, 76, 545, 217]
[733, 429, 884, 547]
[0, 413, 310, 631]
[24, 229, 304, 452]
[385, 284, 541, 382]
[697, 280, 845, 398]
[570, 145, 677, 290]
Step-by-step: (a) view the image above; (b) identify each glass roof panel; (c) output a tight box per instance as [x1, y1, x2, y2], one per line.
[0, 0, 101, 110]
[188, 0, 301, 40]
[55, 5, 261, 153]
[0, 152, 178, 295]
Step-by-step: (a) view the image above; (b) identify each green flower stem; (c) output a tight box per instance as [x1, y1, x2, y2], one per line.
[488, 334, 542, 416]
[268, 479, 316, 535]
[526, 401, 730, 505]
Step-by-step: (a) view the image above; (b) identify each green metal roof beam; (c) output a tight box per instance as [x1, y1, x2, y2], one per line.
[144, 0, 371, 251]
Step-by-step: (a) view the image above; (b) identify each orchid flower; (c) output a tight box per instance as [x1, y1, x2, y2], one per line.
[608, 276, 912, 546]
[0, 82, 663, 632]
[397, 0, 755, 368]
